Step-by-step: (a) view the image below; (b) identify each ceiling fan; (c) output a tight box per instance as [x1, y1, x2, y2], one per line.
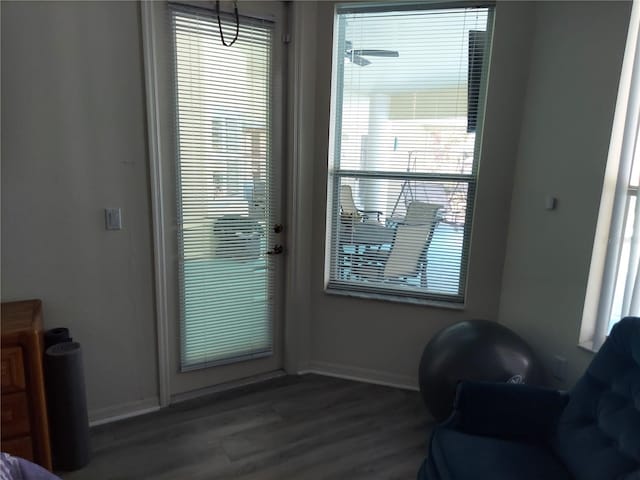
[345, 40, 399, 66]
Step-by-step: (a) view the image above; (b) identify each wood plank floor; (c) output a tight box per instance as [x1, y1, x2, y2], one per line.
[62, 374, 433, 480]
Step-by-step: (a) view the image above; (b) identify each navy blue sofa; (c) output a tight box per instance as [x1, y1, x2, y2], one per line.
[418, 316, 640, 480]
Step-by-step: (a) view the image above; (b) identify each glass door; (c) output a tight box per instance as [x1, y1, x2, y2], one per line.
[152, 1, 286, 396]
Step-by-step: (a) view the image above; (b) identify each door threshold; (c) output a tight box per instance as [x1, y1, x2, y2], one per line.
[170, 370, 287, 405]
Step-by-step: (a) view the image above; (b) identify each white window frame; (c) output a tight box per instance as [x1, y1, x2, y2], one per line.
[581, 0, 640, 351]
[324, 1, 495, 305]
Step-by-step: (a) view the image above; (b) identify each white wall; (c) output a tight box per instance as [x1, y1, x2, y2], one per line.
[498, 1, 632, 388]
[304, 2, 536, 387]
[1, 1, 159, 420]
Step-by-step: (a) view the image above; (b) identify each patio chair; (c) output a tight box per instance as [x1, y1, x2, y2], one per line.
[352, 202, 441, 285]
[340, 185, 383, 223]
[383, 202, 441, 287]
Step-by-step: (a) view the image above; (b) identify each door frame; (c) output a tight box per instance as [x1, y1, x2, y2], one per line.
[141, 0, 293, 406]
[141, 0, 171, 407]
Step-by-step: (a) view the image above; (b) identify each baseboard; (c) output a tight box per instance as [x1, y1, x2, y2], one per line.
[89, 398, 160, 427]
[303, 361, 418, 391]
[170, 369, 287, 404]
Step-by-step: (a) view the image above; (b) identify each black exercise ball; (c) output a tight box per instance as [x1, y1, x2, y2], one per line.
[419, 319, 541, 422]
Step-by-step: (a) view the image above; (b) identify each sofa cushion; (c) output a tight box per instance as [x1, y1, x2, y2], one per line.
[426, 427, 572, 480]
[553, 317, 640, 480]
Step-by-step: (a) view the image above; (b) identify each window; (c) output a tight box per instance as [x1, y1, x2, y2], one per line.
[583, 2, 640, 350]
[325, 3, 494, 303]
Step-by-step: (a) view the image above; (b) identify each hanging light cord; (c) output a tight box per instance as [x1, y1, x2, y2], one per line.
[216, 0, 239, 47]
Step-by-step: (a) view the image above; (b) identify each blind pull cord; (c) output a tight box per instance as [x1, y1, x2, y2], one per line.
[216, 0, 239, 47]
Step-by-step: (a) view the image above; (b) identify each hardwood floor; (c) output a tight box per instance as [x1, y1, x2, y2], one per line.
[62, 374, 433, 480]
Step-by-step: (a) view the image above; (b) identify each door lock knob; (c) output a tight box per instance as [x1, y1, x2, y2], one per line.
[267, 245, 284, 255]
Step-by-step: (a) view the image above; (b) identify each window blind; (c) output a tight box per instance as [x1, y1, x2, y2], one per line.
[326, 3, 493, 302]
[170, 5, 276, 370]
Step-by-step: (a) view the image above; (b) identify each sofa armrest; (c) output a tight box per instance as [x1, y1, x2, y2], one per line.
[446, 381, 569, 441]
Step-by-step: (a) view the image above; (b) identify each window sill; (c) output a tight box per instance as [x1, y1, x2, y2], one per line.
[324, 287, 465, 310]
[578, 339, 598, 354]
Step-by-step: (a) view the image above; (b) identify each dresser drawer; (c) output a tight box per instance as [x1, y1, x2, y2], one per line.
[1, 347, 26, 393]
[1, 436, 34, 461]
[1, 392, 31, 438]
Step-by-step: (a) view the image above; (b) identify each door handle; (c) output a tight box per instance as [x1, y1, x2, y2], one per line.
[267, 245, 284, 255]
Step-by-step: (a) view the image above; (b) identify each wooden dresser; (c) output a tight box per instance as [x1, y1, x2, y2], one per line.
[1, 299, 52, 470]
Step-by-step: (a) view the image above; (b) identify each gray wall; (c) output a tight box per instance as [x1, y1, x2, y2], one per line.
[1, 1, 159, 419]
[304, 2, 536, 387]
[498, 1, 632, 387]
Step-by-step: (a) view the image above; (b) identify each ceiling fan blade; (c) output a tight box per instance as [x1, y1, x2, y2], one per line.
[344, 40, 398, 66]
[350, 54, 371, 66]
[350, 49, 399, 57]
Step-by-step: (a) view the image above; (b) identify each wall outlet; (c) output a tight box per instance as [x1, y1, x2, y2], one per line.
[551, 355, 567, 381]
[545, 196, 558, 210]
[105, 208, 122, 230]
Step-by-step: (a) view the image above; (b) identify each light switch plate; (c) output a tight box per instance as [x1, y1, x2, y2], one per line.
[105, 208, 122, 230]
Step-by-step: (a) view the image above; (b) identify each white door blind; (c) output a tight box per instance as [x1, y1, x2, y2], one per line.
[327, 3, 493, 303]
[170, 5, 276, 370]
